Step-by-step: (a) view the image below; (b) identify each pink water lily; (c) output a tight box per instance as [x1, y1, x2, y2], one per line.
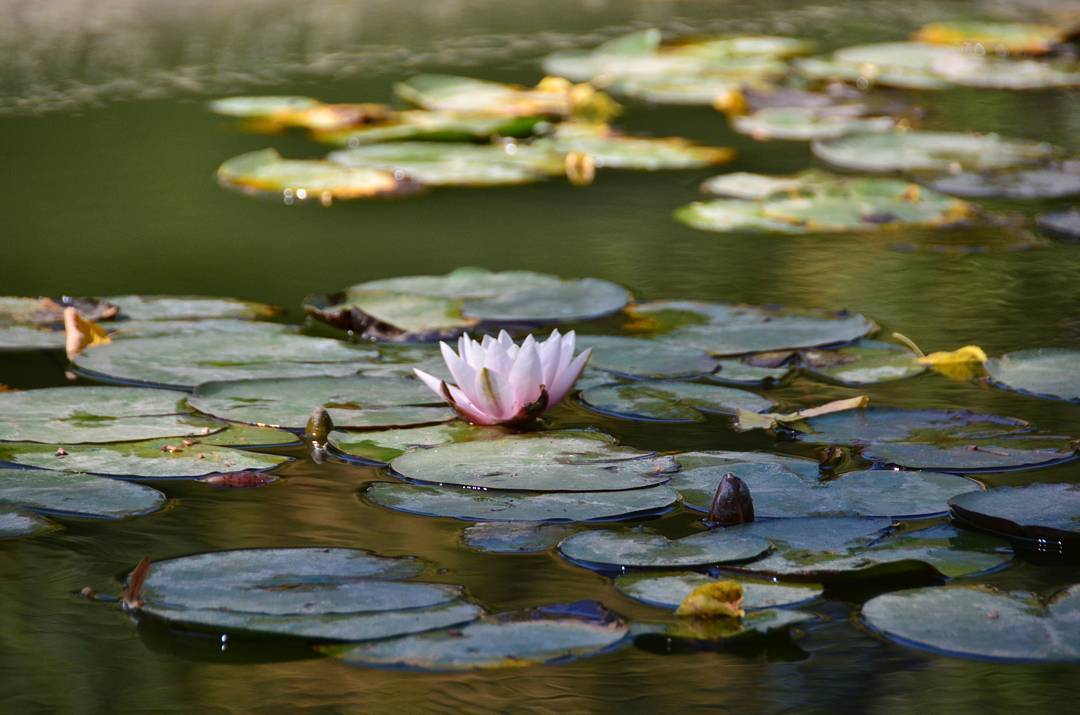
[414, 329, 592, 426]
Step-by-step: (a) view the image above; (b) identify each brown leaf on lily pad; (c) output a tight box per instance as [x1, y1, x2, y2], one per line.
[199, 470, 278, 488]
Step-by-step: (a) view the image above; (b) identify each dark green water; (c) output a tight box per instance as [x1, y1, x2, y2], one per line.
[2, 0, 1080, 711]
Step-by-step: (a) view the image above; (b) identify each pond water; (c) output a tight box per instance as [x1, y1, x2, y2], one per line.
[2, 0, 1080, 710]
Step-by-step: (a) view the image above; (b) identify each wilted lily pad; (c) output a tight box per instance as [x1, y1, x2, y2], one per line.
[580, 380, 774, 422]
[328, 423, 507, 465]
[328, 142, 561, 187]
[615, 572, 822, 611]
[73, 333, 377, 389]
[217, 149, 418, 201]
[363, 482, 679, 522]
[389, 432, 675, 492]
[950, 484, 1080, 548]
[577, 335, 718, 380]
[326, 601, 628, 670]
[189, 375, 450, 431]
[812, 131, 1056, 173]
[0, 467, 166, 519]
[733, 107, 895, 142]
[558, 528, 770, 571]
[985, 349, 1080, 402]
[863, 584, 1080, 663]
[0, 507, 57, 538]
[534, 123, 734, 170]
[462, 522, 575, 554]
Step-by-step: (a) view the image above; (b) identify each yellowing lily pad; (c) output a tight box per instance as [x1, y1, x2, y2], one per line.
[217, 148, 419, 201]
[394, 74, 615, 119]
[913, 21, 1064, 55]
[316, 111, 544, 145]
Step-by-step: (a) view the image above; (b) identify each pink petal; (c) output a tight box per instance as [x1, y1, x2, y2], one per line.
[508, 340, 543, 406]
[471, 366, 517, 420]
[537, 330, 563, 387]
[413, 369, 448, 400]
[446, 383, 499, 425]
[548, 347, 591, 405]
[440, 341, 478, 391]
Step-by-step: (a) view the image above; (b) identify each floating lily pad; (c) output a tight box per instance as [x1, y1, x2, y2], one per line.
[628, 300, 876, 356]
[73, 333, 377, 390]
[558, 528, 770, 571]
[316, 111, 544, 145]
[0, 325, 66, 351]
[930, 54, 1080, 90]
[927, 163, 1080, 200]
[363, 482, 679, 523]
[395, 75, 586, 117]
[675, 199, 809, 234]
[796, 408, 1030, 445]
[615, 572, 822, 611]
[812, 131, 1056, 173]
[307, 268, 630, 340]
[700, 171, 820, 200]
[985, 348, 1080, 402]
[642, 608, 816, 644]
[108, 320, 294, 339]
[0, 438, 288, 479]
[209, 96, 321, 118]
[190, 375, 450, 431]
[462, 522, 575, 554]
[327, 601, 628, 670]
[577, 335, 717, 379]
[1037, 209, 1080, 242]
[862, 438, 1076, 473]
[328, 423, 507, 465]
[863, 584, 1080, 663]
[0, 467, 166, 519]
[328, 142, 561, 187]
[105, 295, 280, 321]
[580, 380, 774, 423]
[389, 432, 675, 492]
[799, 340, 924, 386]
[217, 149, 418, 201]
[733, 107, 896, 142]
[950, 484, 1080, 548]
[608, 75, 752, 106]
[192, 424, 301, 448]
[0, 507, 57, 539]
[795, 43, 956, 90]
[913, 21, 1064, 55]
[708, 359, 793, 386]
[533, 123, 733, 170]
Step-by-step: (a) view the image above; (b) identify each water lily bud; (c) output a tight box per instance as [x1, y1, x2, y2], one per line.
[305, 406, 333, 443]
[707, 473, 754, 526]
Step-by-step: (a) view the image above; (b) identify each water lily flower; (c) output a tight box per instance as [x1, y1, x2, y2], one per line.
[414, 329, 591, 426]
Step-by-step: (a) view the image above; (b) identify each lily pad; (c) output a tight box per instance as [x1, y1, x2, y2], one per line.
[580, 380, 774, 422]
[395, 75, 592, 118]
[675, 199, 809, 234]
[577, 335, 717, 379]
[799, 340, 924, 386]
[327, 601, 628, 670]
[985, 348, 1080, 402]
[0, 438, 288, 479]
[189, 375, 450, 431]
[558, 528, 770, 571]
[641, 608, 816, 644]
[109, 319, 294, 339]
[708, 359, 793, 386]
[700, 171, 820, 200]
[533, 123, 733, 170]
[328, 422, 507, 465]
[196, 424, 301, 448]
[862, 438, 1076, 473]
[795, 44, 953, 90]
[105, 295, 280, 321]
[913, 21, 1064, 55]
[0, 467, 166, 519]
[0, 507, 57, 539]
[796, 407, 1030, 445]
[928, 163, 1080, 200]
[950, 484, 1080, 548]
[217, 149, 418, 201]
[209, 96, 321, 118]
[812, 131, 1056, 173]
[930, 54, 1080, 90]
[462, 522, 575, 554]
[863, 584, 1080, 663]
[73, 332, 378, 390]
[1037, 209, 1080, 242]
[615, 572, 822, 611]
[327, 142, 562, 187]
[733, 107, 896, 142]
[316, 111, 544, 146]
[363, 482, 679, 523]
[389, 432, 675, 492]
[0, 325, 67, 351]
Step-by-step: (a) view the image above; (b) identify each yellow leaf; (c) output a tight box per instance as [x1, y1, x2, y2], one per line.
[676, 581, 745, 619]
[712, 88, 747, 117]
[63, 307, 111, 360]
[565, 152, 597, 186]
[915, 345, 988, 367]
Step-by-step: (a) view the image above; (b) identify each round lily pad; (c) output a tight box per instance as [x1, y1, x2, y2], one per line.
[759, 190, 967, 233]
[795, 43, 954, 90]
[985, 349, 1080, 403]
[189, 375, 451, 431]
[109, 320, 294, 339]
[708, 359, 792, 386]
[0, 438, 288, 479]
[217, 149, 418, 201]
[194, 424, 301, 448]
[796, 408, 1030, 445]
[733, 107, 895, 142]
[0, 467, 166, 519]
[104, 295, 280, 321]
[462, 522, 575, 554]
[533, 124, 733, 170]
[580, 381, 774, 422]
[0, 507, 56, 538]
[931, 54, 1080, 89]
[362, 482, 679, 523]
[1037, 209, 1080, 242]
[812, 131, 1056, 173]
[863, 584, 1080, 663]
[862, 438, 1076, 473]
[799, 340, 924, 386]
[394, 75, 577, 117]
[389, 432, 675, 492]
[576, 335, 718, 380]
[73, 333, 378, 390]
[913, 21, 1063, 55]
[327, 601, 628, 670]
[328, 142, 561, 187]
[328, 423, 507, 465]
[950, 484, 1080, 548]
[675, 199, 808, 234]
[701, 171, 819, 200]
[615, 572, 822, 611]
[558, 528, 770, 570]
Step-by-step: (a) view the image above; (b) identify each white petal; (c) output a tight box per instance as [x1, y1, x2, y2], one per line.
[440, 341, 478, 393]
[548, 347, 591, 405]
[472, 366, 517, 420]
[508, 340, 543, 406]
[446, 383, 498, 425]
[413, 369, 448, 400]
[537, 330, 563, 387]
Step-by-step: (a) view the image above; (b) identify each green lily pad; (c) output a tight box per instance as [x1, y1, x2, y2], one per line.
[395, 75, 580, 117]
[675, 199, 809, 234]
[641, 608, 816, 644]
[0, 507, 57, 539]
[795, 43, 956, 90]
[930, 54, 1080, 89]
[189, 375, 450, 431]
[812, 131, 1056, 173]
[608, 75, 750, 106]
[328, 423, 507, 465]
[326, 601, 628, 670]
[734, 107, 896, 142]
[558, 528, 770, 570]
[217, 149, 419, 201]
[759, 190, 967, 233]
[462, 522, 575, 554]
[209, 96, 321, 118]
[700, 171, 820, 200]
[108, 320, 294, 339]
[799, 340, 924, 386]
[327, 142, 561, 187]
[0, 438, 288, 479]
[863, 584, 1080, 663]
[184, 424, 301, 448]
[73, 333, 378, 390]
[615, 572, 822, 611]
[796, 408, 1030, 445]
[363, 482, 679, 523]
[105, 295, 280, 321]
[928, 163, 1080, 200]
[0, 467, 166, 519]
[950, 484, 1080, 547]
[0, 325, 66, 351]
[986, 349, 1080, 403]
[533, 123, 733, 170]
[389, 432, 675, 492]
[708, 359, 793, 386]
[1037, 209, 1080, 242]
[913, 21, 1064, 54]
[580, 380, 774, 423]
[862, 438, 1076, 473]
[576, 335, 717, 379]
[316, 111, 544, 145]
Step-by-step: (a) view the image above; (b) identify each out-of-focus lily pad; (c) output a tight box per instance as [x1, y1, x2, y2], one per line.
[363, 482, 679, 523]
[0, 507, 57, 538]
[1037, 209, 1080, 242]
[328, 142, 562, 187]
[930, 54, 1080, 89]
[629, 300, 876, 356]
[580, 380, 774, 422]
[73, 332, 377, 390]
[641, 608, 816, 644]
[927, 163, 1080, 200]
[759, 190, 968, 234]
[863, 584, 1080, 663]
[209, 96, 321, 118]
[395, 74, 614, 119]
[700, 171, 822, 200]
[190, 375, 451, 431]
[108, 320, 294, 339]
[950, 484, 1080, 547]
[217, 149, 419, 201]
[799, 340, 924, 385]
[306, 268, 630, 340]
[615, 572, 822, 611]
[0, 325, 66, 351]
[462, 522, 575, 554]
[708, 359, 793, 386]
[558, 528, 770, 570]
[985, 348, 1080, 402]
[913, 21, 1064, 55]
[577, 335, 717, 380]
[105, 295, 281, 321]
[533, 123, 734, 170]
[675, 199, 809, 234]
[734, 107, 896, 142]
[795, 43, 956, 90]
[0, 438, 288, 479]
[328, 423, 507, 465]
[813, 131, 1056, 173]
[862, 438, 1076, 473]
[0, 467, 166, 519]
[316, 111, 543, 145]
[326, 601, 628, 670]
[389, 432, 675, 492]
